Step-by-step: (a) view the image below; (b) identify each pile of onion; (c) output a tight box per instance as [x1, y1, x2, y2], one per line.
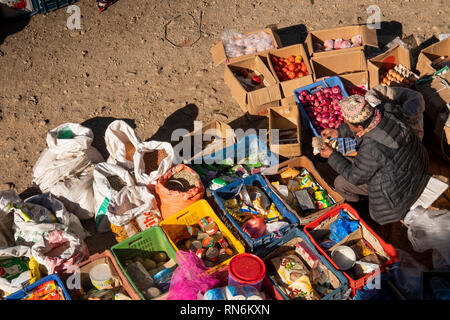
[298, 86, 345, 134]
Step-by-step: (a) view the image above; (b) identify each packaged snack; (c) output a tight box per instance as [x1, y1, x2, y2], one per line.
[24, 280, 63, 300]
[270, 251, 315, 299]
[0, 257, 29, 282]
[351, 240, 373, 259]
[266, 203, 282, 221]
[298, 173, 314, 189]
[280, 168, 300, 180]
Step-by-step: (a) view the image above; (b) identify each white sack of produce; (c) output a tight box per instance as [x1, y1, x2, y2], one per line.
[32, 123, 104, 219]
[93, 162, 136, 233]
[105, 120, 142, 170]
[107, 186, 161, 242]
[31, 229, 89, 274]
[0, 190, 21, 248]
[133, 141, 175, 186]
[9, 193, 90, 247]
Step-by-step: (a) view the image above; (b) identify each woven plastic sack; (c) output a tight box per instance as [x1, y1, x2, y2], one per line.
[93, 162, 136, 233]
[105, 120, 142, 170]
[155, 164, 205, 220]
[133, 140, 175, 186]
[167, 250, 219, 300]
[31, 230, 89, 274]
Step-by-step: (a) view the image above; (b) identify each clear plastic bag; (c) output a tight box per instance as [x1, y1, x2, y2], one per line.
[221, 30, 275, 59]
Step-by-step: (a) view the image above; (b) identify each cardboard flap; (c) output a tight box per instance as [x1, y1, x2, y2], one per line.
[360, 25, 379, 48]
[224, 66, 247, 106]
[311, 51, 367, 78]
[248, 85, 281, 106]
[329, 228, 362, 252]
[211, 41, 227, 67]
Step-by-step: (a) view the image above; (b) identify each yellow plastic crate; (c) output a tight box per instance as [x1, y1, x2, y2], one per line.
[160, 199, 245, 272]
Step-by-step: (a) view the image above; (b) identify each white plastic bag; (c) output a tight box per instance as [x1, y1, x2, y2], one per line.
[0, 246, 34, 295]
[93, 162, 136, 233]
[32, 123, 104, 219]
[0, 190, 21, 248]
[47, 165, 98, 220]
[404, 206, 450, 269]
[133, 141, 175, 186]
[10, 193, 90, 247]
[107, 186, 161, 242]
[105, 120, 142, 170]
[31, 230, 89, 274]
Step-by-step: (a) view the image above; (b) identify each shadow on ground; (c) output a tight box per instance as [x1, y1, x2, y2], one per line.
[0, 4, 30, 46]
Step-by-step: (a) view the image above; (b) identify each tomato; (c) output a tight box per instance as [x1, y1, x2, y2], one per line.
[274, 66, 281, 72]
[287, 71, 296, 79]
[287, 64, 296, 72]
[282, 67, 288, 73]
[288, 55, 295, 63]
[240, 69, 249, 77]
[300, 63, 307, 73]
[276, 71, 283, 79]
[271, 56, 278, 64]
[277, 61, 284, 67]
[297, 71, 304, 77]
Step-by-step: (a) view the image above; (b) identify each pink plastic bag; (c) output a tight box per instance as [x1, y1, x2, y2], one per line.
[167, 250, 219, 300]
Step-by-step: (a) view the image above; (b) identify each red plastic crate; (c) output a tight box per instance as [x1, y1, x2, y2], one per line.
[303, 203, 398, 297]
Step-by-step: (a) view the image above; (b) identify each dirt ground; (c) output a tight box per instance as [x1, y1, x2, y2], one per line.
[0, 0, 449, 270]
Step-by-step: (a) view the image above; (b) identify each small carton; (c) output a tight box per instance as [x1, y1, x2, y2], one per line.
[367, 44, 412, 88]
[416, 38, 450, 76]
[267, 44, 315, 97]
[295, 239, 319, 269]
[310, 50, 368, 81]
[210, 28, 282, 67]
[224, 55, 282, 116]
[268, 103, 301, 158]
[305, 25, 378, 57]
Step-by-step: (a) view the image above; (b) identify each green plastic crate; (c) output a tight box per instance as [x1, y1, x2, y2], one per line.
[110, 226, 178, 300]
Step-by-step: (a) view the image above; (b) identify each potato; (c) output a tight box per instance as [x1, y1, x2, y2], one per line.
[144, 287, 161, 300]
[143, 258, 157, 270]
[154, 252, 168, 263]
[134, 256, 144, 264]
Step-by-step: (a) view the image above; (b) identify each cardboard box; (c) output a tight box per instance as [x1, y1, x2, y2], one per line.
[268, 105, 301, 158]
[367, 44, 412, 88]
[224, 55, 282, 116]
[416, 38, 450, 76]
[305, 25, 378, 57]
[316, 71, 369, 91]
[210, 28, 282, 67]
[175, 120, 237, 163]
[262, 156, 344, 226]
[267, 44, 315, 97]
[311, 50, 368, 81]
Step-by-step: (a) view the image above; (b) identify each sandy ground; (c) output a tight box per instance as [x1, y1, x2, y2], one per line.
[0, 0, 449, 269]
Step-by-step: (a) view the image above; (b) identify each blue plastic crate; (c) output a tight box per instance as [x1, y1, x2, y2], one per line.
[213, 173, 300, 252]
[254, 227, 349, 300]
[293, 76, 349, 137]
[30, 0, 79, 15]
[189, 134, 279, 169]
[5, 274, 72, 300]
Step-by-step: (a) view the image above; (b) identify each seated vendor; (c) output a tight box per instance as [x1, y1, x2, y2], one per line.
[319, 94, 429, 225]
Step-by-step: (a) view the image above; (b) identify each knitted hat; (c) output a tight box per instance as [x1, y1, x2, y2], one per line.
[338, 95, 374, 124]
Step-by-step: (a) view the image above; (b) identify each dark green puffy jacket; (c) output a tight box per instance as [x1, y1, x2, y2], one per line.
[328, 107, 429, 225]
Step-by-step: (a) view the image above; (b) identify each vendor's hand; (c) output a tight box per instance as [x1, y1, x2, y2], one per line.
[319, 144, 333, 159]
[321, 128, 338, 139]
